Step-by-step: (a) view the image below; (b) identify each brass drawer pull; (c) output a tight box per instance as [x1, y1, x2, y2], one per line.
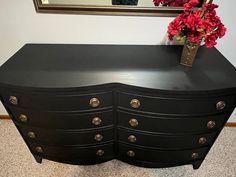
[94, 134, 103, 141]
[216, 101, 226, 110]
[90, 98, 100, 108]
[96, 149, 104, 156]
[128, 135, 137, 143]
[191, 152, 199, 160]
[27, 131, 36, 139]
[19, 114, 28, 122]
[92, 117, 102, 125]
[9, 96, 18, 105]
[207, 120, 216, 129]
[129, 118, 138, 127]
[198, 137, 207, 145]
[35, 146, 43, 153]
[127, 150, 135, 157]
[130, 99, 140, 108]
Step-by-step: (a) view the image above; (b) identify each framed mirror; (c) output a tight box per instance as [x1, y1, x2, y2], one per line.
[33, 0, 212, 17]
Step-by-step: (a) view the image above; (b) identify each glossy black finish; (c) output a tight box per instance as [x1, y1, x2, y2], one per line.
[118, 128, 216, 149]
[117, 110, 229, 133]
[8, 106, 113, 129]
[30, 142, 115, 163]
[0, 44, 236, 170]
[2, 91, 113, 111]
[118, 143, 208, 163]
[17, 123, 114, 146]
[0, 44, 236, 91]
[118, 92, 235, 115]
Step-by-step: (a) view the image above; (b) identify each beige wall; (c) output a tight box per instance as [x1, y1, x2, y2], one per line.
[0, 0, 235, 121]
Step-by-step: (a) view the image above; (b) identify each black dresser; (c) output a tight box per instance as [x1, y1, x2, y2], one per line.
[0, 44, 236, 169]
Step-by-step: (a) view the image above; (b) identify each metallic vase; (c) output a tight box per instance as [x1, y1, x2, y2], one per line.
[180, 40, 200, 67]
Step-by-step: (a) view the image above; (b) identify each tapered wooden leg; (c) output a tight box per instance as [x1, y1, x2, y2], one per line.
[192, 160, 203, 169]
[33, 154, 42, 163]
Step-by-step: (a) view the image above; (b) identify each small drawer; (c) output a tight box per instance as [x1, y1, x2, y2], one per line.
[2, 91, 112, 111]
[118, 128, 216, 149]
[117, 110, 228, 133]
[9, 106, 113, 129]
[29, 142, 114, 160]
[17, 125, 114, 146]
[118, 92, 235, 115]
[118, 143, 208, 163]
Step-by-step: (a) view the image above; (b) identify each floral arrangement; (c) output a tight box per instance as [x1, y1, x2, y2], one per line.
[167, 0, 226, 48]
[153, 0, 191, 7]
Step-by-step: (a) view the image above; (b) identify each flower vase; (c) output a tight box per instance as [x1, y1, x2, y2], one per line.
[180, 40, 200, 67]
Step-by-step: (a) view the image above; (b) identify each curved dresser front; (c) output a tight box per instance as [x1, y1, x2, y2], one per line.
[0, 44, 236, 169]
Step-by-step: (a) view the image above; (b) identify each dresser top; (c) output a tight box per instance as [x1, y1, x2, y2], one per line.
[0, 44, 236, 92]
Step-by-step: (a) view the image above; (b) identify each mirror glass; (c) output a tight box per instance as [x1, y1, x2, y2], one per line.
[40, 0, 205, 7]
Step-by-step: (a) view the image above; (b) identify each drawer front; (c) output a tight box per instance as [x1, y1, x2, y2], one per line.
[118, 128, 216, 149]
[117, 110, 228, 133]
[2, 91, 112, 111]
[29, 142, 114, 160]
[9, 106, 113, 129]
[118, 143, 208, 163]
[118, 92, 235, 115]
[17, 125, 114, 146]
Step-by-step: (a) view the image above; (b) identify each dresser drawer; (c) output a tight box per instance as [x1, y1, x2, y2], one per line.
[117, 110, 228, 133]
[118, 92, 235, 115]
[9, 106, 113, 129]
[2, 91, 112, 111]
[118, 143, 208, 163]
[30, 142, 114, 160]
[118, 128, 216, 149]
[17, 124, 114, 146]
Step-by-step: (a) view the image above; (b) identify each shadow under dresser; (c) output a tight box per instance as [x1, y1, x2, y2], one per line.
[0, 44, 236, 169]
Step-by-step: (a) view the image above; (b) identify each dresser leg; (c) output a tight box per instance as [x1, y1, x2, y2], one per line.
[192, 160, 203, 169]
[33, 155, 42, 163]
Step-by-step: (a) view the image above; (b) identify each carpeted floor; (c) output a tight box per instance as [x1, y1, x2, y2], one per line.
[0, 119, 235, 177]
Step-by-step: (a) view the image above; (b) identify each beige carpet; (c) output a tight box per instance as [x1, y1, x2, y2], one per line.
[0, 119, 235, 177]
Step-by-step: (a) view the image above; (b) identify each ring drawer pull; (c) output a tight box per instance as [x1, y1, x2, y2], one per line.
[35, 146, 43, 153]
[27, 131, 36, 139]
[130, 99, 140, 108]
[128, 135, 137, 143]
[92, 117, 102, 125]
[9, 96, 18, 105]
[207, 120, 216, 129]
[89, 98, 100, 108]
[129, 118, 138, 127]
[198, 137, 207, 145]
[19, 114, 28, 122]
[94, 134, 103, 141]
[216, 101, 226, 110]
[191, 152, 199, 160]
[127, 150, 135, 157]
[96, 149, 104, 156]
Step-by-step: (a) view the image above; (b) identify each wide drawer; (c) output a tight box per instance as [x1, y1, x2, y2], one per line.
[2, 91, 112, 111]
[9, 106, 113, 129]
[118, 143, 208, 163]
[17, 124, 114, 146]
[117, 110, 229, 133]
[29, 142, 114, 160]
[118, 92, 235, 115]
[118, 128, 216, 149]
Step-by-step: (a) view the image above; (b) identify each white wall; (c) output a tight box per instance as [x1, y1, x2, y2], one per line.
[0, 0, 235, 121]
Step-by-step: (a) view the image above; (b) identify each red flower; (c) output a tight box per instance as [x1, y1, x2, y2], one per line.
[168, 16, 182, 40]
[184, 0, 199, 10]
[204, 34, 217, 48]
[167, 1, 226, 48]
[216, 23, 227, 38]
